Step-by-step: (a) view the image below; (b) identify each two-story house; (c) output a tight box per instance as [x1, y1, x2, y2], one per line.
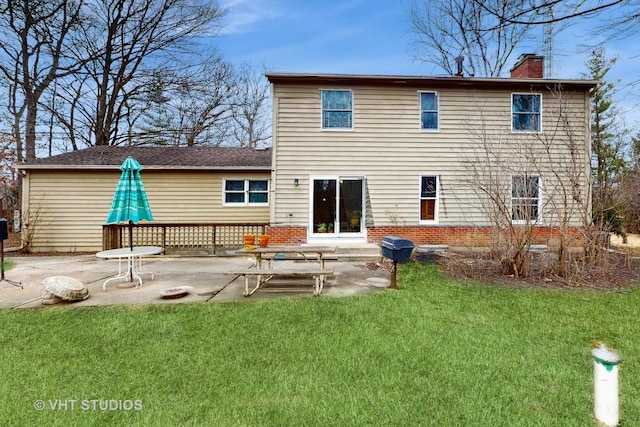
[265, 54, 597, 248]
[15, 55, 596, 253]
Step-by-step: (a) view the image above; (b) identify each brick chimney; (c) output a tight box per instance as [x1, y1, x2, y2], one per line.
[510, 54, 544, 78]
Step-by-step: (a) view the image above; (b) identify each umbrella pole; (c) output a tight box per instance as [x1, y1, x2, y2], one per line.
[129, 220, 134, 282]
[129, 220, 134, 251]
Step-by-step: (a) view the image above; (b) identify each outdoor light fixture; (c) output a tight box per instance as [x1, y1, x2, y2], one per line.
[293, 178, 299, 186]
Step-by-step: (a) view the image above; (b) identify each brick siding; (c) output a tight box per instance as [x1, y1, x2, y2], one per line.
[266, 225, 581, 248]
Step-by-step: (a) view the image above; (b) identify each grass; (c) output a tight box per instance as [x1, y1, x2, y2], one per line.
[0, 263, 638, 426]
[2, 259, 14, 271]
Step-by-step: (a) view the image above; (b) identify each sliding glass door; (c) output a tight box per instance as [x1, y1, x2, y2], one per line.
[312, 177, 364, 236]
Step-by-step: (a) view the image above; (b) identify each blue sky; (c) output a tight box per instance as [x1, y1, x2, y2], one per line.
[218, 0, 415, 75]
[217, 0, 640, 125]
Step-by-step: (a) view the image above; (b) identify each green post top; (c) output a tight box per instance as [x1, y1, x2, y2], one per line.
[591, 344, 622, 370]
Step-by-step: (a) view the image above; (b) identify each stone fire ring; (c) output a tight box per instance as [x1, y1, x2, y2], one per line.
[42, 276, 89, 302]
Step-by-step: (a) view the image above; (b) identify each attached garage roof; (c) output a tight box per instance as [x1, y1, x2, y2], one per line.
[16, 146, 272, 171]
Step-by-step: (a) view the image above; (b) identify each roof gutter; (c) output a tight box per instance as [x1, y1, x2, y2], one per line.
[265, 72, 598, 91]
[14, 165, 273, 172]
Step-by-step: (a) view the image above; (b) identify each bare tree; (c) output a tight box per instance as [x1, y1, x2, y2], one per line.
[138, 59, 271, 148]
[535, 85, 591, 275]
[171, 56, 235, 147]
[0, 0, 85, 160]
[41, 75, 92, 151]
[464, 85, 591, 277]
[230, 63, 272, 148]
[0, 132, 20, 219]
[408, 0, 534, 77]
[465, 119, 542, 276]
[3, 63, 26, 161]
[78, 0, 227, 146]
[138, 53, 235, 146]
[472, 0, 629, 28]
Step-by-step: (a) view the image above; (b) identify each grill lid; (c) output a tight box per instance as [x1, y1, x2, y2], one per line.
[381, 235, 415, 250]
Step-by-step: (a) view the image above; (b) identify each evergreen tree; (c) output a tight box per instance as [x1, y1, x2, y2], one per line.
[619, 132, 640, 234]
[583, 47, 628, 234]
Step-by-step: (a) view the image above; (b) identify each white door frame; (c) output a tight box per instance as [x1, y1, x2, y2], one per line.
[308, 175, 367, 242]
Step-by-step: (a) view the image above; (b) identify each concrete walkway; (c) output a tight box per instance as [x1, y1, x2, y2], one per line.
[0, 253, 391, 309]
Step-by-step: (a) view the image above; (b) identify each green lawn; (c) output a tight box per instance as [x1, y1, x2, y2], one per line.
[2, 259, 14, 271]
[1, 263, 638, 426]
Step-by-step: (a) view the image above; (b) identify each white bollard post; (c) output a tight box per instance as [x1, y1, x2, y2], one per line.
[591, 344, 622, 427]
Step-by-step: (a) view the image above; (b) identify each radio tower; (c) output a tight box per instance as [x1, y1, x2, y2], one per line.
[543, 5, 554, 77]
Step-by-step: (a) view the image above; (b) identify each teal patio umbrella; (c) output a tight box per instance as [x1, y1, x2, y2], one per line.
[106, 157, 153, 252]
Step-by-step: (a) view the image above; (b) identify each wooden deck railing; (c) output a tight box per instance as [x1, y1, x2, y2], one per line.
[102, 223, 267, 255]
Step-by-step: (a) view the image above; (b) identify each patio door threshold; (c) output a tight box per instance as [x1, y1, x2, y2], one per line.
[307, 236, 367, 245]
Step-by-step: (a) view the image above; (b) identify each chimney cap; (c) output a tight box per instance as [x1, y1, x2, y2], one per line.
[511, 53, 544, 69]
[518, 53, 542, 59]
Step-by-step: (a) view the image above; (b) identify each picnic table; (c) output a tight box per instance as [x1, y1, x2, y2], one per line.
[228, 246, 336, 296]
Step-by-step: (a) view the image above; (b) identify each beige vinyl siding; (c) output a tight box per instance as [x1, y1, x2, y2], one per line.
[272, 83, 590, 228]
[23, 170, 270, 252]
[23, 171, 116, 252]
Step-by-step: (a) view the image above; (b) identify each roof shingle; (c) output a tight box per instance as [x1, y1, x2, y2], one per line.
[17, 146, 272, 170]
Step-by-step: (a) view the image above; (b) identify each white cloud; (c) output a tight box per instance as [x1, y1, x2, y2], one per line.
[221, 0, 291, 35]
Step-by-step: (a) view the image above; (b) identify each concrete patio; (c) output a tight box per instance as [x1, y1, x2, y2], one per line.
[0, 253, 391, 309]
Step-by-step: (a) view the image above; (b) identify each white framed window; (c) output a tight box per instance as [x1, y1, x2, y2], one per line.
[223, 179, 269, 206]
[321, 89, 352, 129]
[419, 175, 439, 224]
[511, 175, 541, 223]
[512, 93, 542, 132]
[419, 91, 439, 130]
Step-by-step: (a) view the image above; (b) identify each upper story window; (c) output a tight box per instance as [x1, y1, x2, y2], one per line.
[511, 175, 540, 223]
[321, 89, 352, 129]
[419, 91, 439, 130]
[224, 179, 269, 206]
[420, 175, 439, 223]
[512, 93, 541, 132]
